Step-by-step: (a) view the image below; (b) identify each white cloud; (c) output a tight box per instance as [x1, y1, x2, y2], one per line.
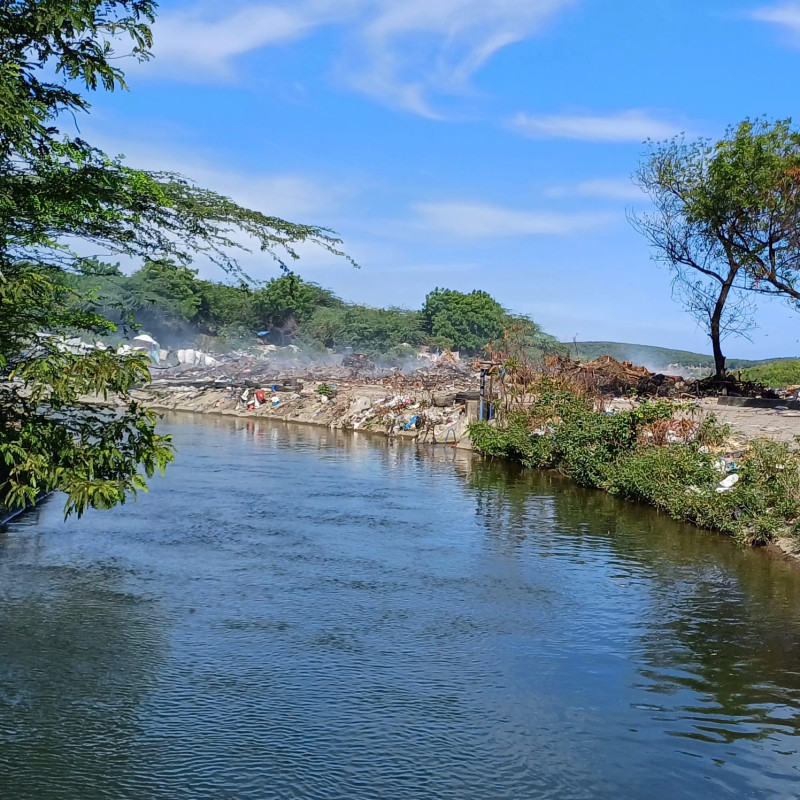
[546, 178, 645, 201]
[90, 129, 346, 220]
[509, 110, 686, 142]
[577, 178, 645, 201]
[136, 0, 578, 115]
[141, 1, 352, 80]
[347, 0, 579, 116]
[414, 201, 615, 238]
[750, 2, 800, 35]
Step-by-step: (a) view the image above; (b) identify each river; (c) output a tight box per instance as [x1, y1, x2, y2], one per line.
[1, 414, 799, 799]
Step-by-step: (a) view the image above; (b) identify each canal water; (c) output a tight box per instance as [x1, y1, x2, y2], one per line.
[1, 415, 799, 799]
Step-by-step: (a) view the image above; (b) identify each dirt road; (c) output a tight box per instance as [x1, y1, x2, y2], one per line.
[700, 399, 800, 445]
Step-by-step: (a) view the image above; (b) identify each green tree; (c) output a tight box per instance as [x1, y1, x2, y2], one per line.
[125, 260, 204, 323]
[633, 118, 800, 378]
[0, 1, 351, 516]
[306, 306, 347, 348]
[251, 275, 341, 342]
[422, 288, 506, 354]
[195, 280, 257, 339]
[338, 306, 423, 354]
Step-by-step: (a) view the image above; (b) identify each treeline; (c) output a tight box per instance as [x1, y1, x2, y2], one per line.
[60, 260, 563, 358]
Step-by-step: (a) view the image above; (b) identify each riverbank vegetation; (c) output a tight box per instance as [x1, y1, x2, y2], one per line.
[470, 374, 800, 546]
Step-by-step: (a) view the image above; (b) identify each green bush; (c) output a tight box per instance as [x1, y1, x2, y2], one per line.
[696, 412, 731, 447]
[469, 412, 554, 468]
[470, 388, 800, 545]
[607, 444, 716, 508]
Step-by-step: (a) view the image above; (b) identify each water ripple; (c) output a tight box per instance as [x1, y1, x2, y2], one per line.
[1, 416, 799, 799]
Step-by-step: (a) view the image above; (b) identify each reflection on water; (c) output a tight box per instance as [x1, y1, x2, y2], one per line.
[1, 413, 799, 799]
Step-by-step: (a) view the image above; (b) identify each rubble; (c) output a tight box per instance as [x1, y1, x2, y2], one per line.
[131, 350, 480, 447]
[543, 354, 784, 399]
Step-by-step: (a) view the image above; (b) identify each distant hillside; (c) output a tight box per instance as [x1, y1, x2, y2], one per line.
[565, 341, 798, 372]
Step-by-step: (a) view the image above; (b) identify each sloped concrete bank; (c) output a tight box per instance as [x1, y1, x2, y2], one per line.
[131, 381, 476, 448]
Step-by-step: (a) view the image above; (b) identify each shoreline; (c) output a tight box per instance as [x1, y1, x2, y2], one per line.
[130, 381, 800, 566]
[131, 381, 476, 448]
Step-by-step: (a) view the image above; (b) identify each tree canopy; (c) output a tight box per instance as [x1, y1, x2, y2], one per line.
[634, 118, 800, 377]
[0, 1, 352, 516]
[422, 288, 507, 354]
[419, 287, 561, 357]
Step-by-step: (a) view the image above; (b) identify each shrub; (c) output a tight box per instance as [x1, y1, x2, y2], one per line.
[470, 385, 800, 546]
[607, 444, 717, 510]
[696, 413, 731, 447]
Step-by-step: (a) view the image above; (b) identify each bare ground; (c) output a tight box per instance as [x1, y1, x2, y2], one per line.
[697, 399, 800, 445]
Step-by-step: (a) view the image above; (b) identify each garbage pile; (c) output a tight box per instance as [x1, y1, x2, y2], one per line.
[341, 353, 376, 372]
[150, 349, 476, 396]
[693, 373, 779, 398]
[337, 393, 467, 441]
[545, 355, 686, 397]
[375, 359, 472, 392]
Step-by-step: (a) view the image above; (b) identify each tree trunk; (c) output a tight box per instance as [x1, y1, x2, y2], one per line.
[710, 280, 733, 379]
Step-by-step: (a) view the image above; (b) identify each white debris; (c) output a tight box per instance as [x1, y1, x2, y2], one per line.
[716, 473, 740, 493]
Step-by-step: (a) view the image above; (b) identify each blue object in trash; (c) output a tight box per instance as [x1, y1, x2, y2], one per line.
[257, 331, 270, 337]
[404, 415, 419, 430]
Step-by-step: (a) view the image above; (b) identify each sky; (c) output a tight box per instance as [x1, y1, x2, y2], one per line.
[78, 0, 800, 357]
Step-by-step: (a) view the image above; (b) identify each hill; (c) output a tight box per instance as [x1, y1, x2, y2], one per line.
[565, 341, 798, 372]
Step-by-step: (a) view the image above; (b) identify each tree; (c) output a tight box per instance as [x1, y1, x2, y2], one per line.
[0, 1, 351, 516]
[195, 280, 257, 340]
[126, 260, 204, 322]
[422, 288, 507, 354]
[251, 275, 341, 343]
[338, 306, 423, 354]
[633, 118, 800, 378]
[487, 315, 565, 363]
[306, 306, 347, 349]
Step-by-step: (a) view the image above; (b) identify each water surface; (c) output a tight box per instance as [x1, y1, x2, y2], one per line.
[1, 414, 799, 799]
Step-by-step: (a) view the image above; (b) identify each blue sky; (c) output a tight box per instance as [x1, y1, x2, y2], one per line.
[81, 0, 800, 357]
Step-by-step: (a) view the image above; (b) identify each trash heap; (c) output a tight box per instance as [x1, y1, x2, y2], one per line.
[545, 354, 686, 397]
[336, 393, 467, 441]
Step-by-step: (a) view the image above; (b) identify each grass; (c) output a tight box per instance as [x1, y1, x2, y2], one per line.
[739, 360, 800, 388]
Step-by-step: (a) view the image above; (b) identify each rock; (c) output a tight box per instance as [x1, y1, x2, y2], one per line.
[433, 391, 457, 407]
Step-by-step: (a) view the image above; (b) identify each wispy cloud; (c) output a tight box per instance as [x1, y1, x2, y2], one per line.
[139, 0, 578, 115]
[346, 0, 579, 117]
[90, 128, 347, 220]
[414, 201, 615, 238]
[142, 1, 349, 80]
[750, 2, 800, 37]
[545, 178, 645, 201]
[509, 110, 687, 142]
[576, 178, 644, 201]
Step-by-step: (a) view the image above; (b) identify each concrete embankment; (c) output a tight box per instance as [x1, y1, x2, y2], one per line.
[131, 380, 477, 448]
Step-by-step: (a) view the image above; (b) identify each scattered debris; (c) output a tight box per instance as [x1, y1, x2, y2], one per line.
[544, 354, 686, 397]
